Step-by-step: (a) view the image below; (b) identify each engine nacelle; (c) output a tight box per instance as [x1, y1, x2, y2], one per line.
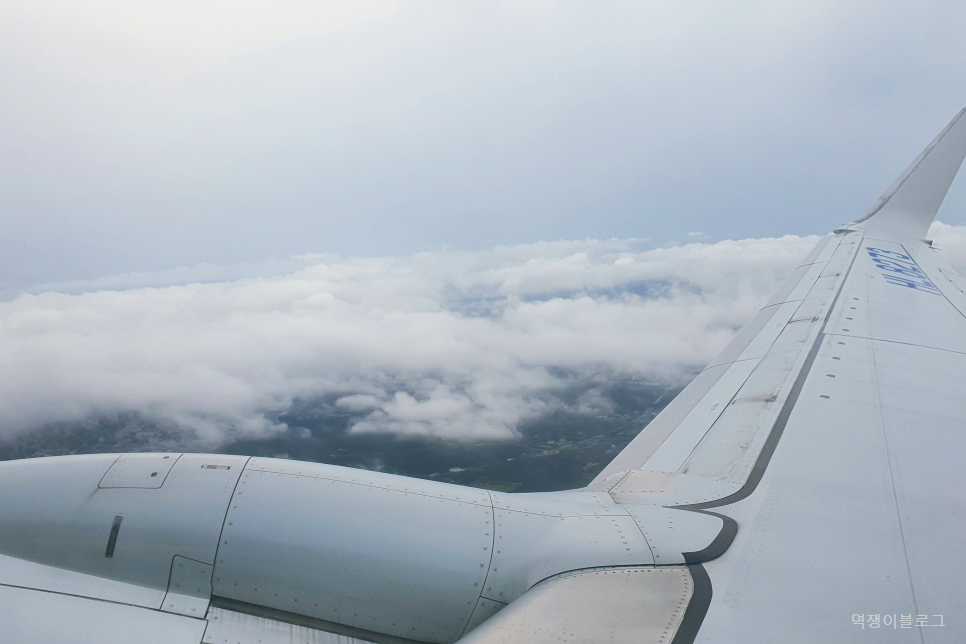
[0, 454, 721, 643]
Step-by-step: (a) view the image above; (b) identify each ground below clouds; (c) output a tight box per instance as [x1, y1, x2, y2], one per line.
[0, 378, 686, 492]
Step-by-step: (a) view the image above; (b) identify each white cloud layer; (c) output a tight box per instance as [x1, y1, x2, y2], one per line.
[2, 226, 964, 445]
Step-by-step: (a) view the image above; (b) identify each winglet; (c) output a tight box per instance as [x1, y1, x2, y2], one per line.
[849, 107, 966, 239]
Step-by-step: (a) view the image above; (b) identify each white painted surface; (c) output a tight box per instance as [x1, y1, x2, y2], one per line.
[213, 462, 493, 643]
[163, 556, 213, 618]
[99, 453, 180, 489]
[642, 358, 759, 473]
[0, 584, 206, 644]
[0, 552, 163, 608]
[0, 453, 245, 609]
[458, 567, 693, 644]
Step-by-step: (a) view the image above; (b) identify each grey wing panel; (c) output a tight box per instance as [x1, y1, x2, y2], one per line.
[0, 584, 207, 644]
[690, 235, 966, 642]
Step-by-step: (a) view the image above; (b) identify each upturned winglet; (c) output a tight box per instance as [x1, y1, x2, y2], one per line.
[849, 107, 966, 239]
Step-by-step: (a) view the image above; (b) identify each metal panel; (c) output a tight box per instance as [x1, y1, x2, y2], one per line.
[706, 304, 782, 367]
[606, 471, 739, 507]
[0, 453, 246, 609]
[203, 606, 381, 644]
[609, 469, 676, 494]
[679, 312, 819, 483]
[835, 239, 966, 353]
[202, 608, 382, 644]
[938, 267, 966, 294]
[162, 556, 213, 618]
[212, 462, 493, 644]
[0, 552, 163, 608]
[783, 261, 826, 303]
[481, 508, 653, 603]
[99, 453, 181, 488]
[0, 584, 206, 644]
[869, 341, 966, 636]
[461, 598, 507, 638]
[734, 301, 800, 361]
[206, 597, 425, 644]
[642, 358, 759, 473]
[244, 457, 491, 506]
[761, 234, 840, 308]
[591, 363, 732, 484]
[624, 507, 724, 565]
[694, 334, 927, 643]
[457, 567, 693, 644]
[936, 266, 966, 319]
[490, 489, 620, 516]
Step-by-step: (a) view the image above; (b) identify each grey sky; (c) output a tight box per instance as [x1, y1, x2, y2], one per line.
[3, 1, 966, 291]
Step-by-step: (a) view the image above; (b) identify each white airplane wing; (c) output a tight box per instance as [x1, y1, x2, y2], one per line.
[1, 110, 964, 644]
[461, 107, 966, 642]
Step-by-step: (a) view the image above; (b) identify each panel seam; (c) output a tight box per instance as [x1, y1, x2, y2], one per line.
[869, 333, 925, 644]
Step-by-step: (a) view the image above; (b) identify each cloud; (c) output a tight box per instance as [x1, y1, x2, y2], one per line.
[930, 221, 966, 268]
[2, 227, 964, 446]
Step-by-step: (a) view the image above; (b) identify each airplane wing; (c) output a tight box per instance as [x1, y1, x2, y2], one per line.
[1, 110, 964, 644]
[461, 107, 966, 642]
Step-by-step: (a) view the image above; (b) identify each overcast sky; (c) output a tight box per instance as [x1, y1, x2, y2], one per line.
[2, 1, 966, 290]
[3, 2, 966, 447]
